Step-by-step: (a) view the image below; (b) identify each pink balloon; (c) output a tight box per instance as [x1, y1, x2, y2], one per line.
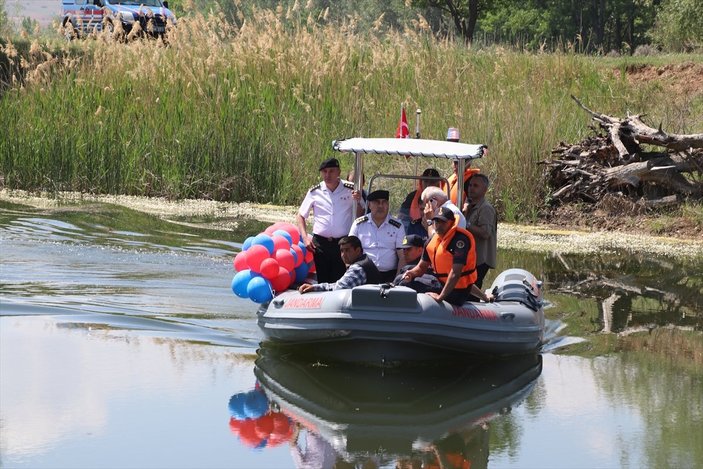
[260, 258, 280, 280]
[246, 244, 271, 273]
[274, 249, 295, 272]
[264, 226, 277, 236]
[270, 266, 292, 293]
[233, 250, 248, 272]
[290, 244, 304, 267]
[272, 235, 291, 252]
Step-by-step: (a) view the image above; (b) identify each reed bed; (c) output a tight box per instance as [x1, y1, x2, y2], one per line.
[0, 8, 698, 221]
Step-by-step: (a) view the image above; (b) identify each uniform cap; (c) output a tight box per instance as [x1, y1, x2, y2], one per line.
[400, 234, 425, 248]
[318, 158, 340, 171]
[367, 190, 390, 201]
[432, 206, 455, 223]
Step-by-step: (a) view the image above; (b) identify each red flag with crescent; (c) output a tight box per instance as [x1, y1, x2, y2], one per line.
[395, 106, 409, 138]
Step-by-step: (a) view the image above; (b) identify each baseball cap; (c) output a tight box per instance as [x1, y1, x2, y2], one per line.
[400, 234, 425, 248]
[432, 206, 455, 223]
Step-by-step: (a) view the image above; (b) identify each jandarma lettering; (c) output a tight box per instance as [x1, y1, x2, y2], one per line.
[451, 307, 498, 321]
[283, 297, 324, 309]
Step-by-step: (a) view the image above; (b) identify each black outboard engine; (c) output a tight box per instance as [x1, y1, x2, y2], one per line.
[490, 269, 543, 311]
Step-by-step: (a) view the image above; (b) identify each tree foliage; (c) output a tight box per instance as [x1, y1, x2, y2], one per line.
[145, 0, 700, 53]
[650, 0, 703, 52]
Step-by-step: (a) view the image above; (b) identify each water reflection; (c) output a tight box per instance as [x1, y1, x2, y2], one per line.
[497, 248, 703, 333]
[226, 349, 542, 468]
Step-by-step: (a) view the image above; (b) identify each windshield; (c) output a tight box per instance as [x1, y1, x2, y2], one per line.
[111, 1, 164, 7]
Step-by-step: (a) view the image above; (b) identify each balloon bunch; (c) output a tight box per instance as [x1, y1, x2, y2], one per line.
[231, 222, 315, 304]
[228, 387, 294, 449]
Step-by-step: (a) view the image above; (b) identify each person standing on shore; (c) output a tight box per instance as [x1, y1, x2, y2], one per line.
[465, 173, 497, 289]
[297, 158, 364, 283]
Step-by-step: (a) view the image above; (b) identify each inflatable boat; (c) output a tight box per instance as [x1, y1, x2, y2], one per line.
[254, 348, 542, 462]
[257, 268, 545, 363]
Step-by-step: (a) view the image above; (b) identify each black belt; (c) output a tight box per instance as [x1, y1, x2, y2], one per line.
[313, 234, 343, 243]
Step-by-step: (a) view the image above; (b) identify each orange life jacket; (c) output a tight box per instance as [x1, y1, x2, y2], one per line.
[443, 167, 481, 206]
[425, 220, 477, 289]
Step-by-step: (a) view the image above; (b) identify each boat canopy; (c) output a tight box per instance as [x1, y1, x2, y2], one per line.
[332, 138, 486, 160]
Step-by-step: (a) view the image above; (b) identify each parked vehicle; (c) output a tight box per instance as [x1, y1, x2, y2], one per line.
[61, 0, 176, 40]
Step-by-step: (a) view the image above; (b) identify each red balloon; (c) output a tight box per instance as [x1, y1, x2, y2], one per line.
[280, 223, 301, 245]
[271, 235, 291, 252]
[229, 417, 243, 435]
[237, 419, 263, 447]
[270, 267, 292, 292]
[274, 249, 295, 272]
[290, 244, 304, 267]
[304, 249, 314, 264]
[268, 414, 293, 446]
[254, 414, 274, 439]
[259, 258, 280, 280]
[308, 261, 316, 273]
[246, 244, 271, 273]
[233, 250, 249, 272]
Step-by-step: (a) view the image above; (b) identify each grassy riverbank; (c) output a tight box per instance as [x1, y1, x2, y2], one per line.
[1, 10, 702, 223]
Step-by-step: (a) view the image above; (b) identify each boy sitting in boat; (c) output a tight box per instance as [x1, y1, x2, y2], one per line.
[298, 236, 380, 293]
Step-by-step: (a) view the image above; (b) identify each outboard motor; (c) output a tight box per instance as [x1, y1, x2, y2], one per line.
[489, 269, 543, 311]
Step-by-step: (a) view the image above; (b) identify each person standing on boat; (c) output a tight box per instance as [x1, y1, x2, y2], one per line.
[349, 190, 406, 283]
[298, 236, 380, 293]
[419, 186, 466, 237]
[393, 234, 442, 293]
[297, 158, 365, 283]
[465, 173, 497, 289]
[402, 207, 489, 305]
[441, 128, 480, 210]
[397, 167, 442, 237]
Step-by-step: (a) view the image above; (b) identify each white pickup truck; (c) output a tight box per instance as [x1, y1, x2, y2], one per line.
[61, 0, 176, 39]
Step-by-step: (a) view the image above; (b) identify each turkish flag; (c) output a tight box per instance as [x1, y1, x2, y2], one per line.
[395, 106, 410, 138]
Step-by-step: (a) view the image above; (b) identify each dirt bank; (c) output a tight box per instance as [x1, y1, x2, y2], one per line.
[2, 189, 701, 259]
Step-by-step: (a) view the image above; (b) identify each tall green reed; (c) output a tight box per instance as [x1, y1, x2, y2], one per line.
[1, 9, 698, 221]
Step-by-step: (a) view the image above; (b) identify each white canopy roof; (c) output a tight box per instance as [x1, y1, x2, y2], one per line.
[332, 138, 486, 160]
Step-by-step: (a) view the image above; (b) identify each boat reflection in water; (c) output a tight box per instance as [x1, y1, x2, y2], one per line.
[227, 348, 543, 468]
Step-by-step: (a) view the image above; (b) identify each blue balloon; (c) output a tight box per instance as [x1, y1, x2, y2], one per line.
[228, 393, 248, 419]
[252, 233, 275, 255]
[232, 270, 255, 298]
[294, 263, 309, 283]
[242, 236, 255, 251]
[297, 240, 307, 257]
[243, 390, 269, 419]
[247, 276, 273, 303]
[272, 229, 293, 245]
[289, 247, 298, 265]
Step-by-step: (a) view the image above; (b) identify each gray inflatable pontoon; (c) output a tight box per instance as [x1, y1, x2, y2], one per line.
[257, 268, 545, 363]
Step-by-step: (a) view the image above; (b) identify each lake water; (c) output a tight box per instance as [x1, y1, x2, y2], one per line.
[1, 200, 701, 468]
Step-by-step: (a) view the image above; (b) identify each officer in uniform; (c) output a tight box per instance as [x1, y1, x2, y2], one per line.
[349, 189, 406, 283]
[297, 157, 364, 284]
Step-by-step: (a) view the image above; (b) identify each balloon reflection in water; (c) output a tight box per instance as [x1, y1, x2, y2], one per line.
[227, 385, 294, 449]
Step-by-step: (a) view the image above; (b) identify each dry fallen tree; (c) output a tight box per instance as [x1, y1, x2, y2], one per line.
[542, 96, 703, 209]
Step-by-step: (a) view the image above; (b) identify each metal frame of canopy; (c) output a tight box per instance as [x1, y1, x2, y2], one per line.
[333, 137, 487, 212]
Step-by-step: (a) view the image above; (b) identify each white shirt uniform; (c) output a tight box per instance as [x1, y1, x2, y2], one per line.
[349, 214, 405, 272]
[298, 179, 356, 238]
